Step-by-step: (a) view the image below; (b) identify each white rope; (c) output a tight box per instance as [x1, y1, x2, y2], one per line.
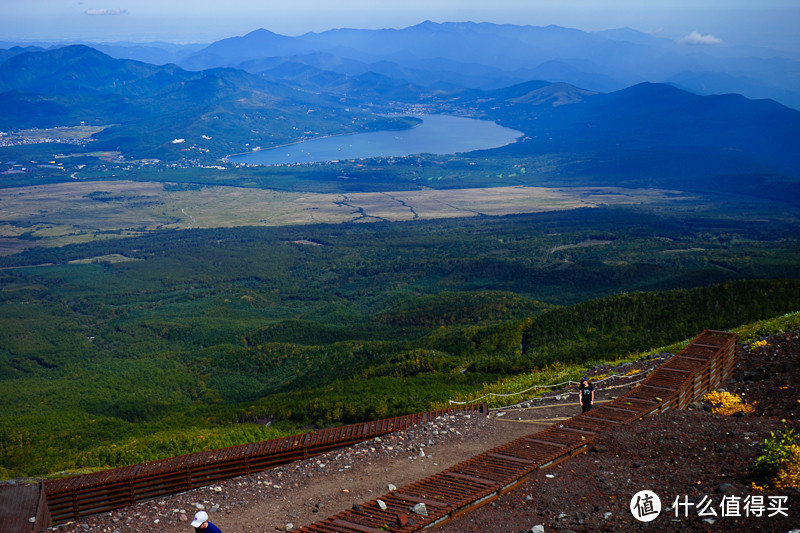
[486, 373, 652, 412]
[449, 369, 654, 406]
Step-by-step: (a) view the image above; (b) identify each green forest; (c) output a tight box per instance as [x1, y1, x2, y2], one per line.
[1, 205, 799, 479]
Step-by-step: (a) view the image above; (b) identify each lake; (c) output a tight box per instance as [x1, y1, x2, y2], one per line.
[227, 115, 522, 165]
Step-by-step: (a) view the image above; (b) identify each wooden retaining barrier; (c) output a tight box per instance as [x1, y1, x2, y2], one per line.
[34, 404, 486, 528]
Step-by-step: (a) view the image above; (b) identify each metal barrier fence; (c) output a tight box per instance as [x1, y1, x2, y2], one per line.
[40, 404, 487, 526]
[297, 329, 736, 532]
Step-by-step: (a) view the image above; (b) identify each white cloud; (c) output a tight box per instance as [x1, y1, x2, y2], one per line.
[679, 31, 723, 46]
[85, 8, 128, 16]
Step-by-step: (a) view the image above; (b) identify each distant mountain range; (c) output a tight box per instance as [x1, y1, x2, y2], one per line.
[178, 22, 800, 110]
[3, 22, 798, 109]
[1, 36, 799, 190]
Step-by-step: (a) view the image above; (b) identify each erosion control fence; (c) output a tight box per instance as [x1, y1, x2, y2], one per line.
[21, 404, 486, 529]
[296, 329, 737, 532]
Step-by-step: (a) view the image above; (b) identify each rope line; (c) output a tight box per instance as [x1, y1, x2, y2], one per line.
[449, 368, 655, 406]
[487, 374, 651, 412]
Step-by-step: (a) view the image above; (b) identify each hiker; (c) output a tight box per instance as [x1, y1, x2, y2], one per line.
[578, 376, 595, 413]
[191, 511, 222, 533]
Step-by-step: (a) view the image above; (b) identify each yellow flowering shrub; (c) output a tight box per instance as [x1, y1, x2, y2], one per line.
[752, 426, 800, 490]
[772, 445, 800, 489]
[751, 339, 768, 348]
[703, 390, 755, 416]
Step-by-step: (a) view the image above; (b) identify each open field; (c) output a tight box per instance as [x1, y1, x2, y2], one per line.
[0, 181, 690, 254]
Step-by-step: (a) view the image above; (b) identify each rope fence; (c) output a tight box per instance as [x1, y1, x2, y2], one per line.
[449, 365, 660, 407]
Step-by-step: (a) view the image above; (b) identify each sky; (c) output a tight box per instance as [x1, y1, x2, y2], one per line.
[1, 0, 799, 55]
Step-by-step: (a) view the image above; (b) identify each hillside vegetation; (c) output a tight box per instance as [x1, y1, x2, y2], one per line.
[1, 206, 799, 479]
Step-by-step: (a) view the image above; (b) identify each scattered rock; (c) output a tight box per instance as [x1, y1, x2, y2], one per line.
[411, 502, 428, 517]
[716, 482, 735, 493]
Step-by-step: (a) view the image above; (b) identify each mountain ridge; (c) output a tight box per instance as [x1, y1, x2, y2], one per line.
[0, 45, 418, 158]
[167, 21, 800, 109]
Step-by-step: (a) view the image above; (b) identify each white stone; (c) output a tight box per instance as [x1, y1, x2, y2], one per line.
[411, 503, 428, 517]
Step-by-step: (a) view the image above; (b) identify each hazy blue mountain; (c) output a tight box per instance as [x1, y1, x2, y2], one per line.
[241, 52, 513, 91]
[667, 69, 800, 110]
[511, 61, 624, 93]
[0, 40, 204, 66]
[176, 21, 800, 109]
[0, 46, 45, 64]
[13, 22, 797, 107]
[0, 45, 180, 96]
[238, 52, 372, 77]
[475, 81, 800, 195]
[89, 42, 205, 65]
[502, 81, 599, 106]
[0, 45, 417, 158]
[253, 59, 433, 103]
[181, 28, 312, 71]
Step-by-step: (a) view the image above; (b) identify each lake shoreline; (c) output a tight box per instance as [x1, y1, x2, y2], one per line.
[226, 114, 522, 166]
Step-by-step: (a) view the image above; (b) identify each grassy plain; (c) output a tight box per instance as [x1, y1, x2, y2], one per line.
[0, 180, 690, 253]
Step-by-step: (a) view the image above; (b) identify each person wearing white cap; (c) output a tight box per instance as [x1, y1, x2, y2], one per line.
[191, 510, 222, 533]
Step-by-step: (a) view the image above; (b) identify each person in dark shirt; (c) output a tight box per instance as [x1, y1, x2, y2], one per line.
[578, 376, 595, 413]
[191, 511, 222, 533]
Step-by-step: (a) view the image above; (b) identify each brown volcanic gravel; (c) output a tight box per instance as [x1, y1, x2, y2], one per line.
[436, 329, 800, 533]
[45, 330, 800, 533]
